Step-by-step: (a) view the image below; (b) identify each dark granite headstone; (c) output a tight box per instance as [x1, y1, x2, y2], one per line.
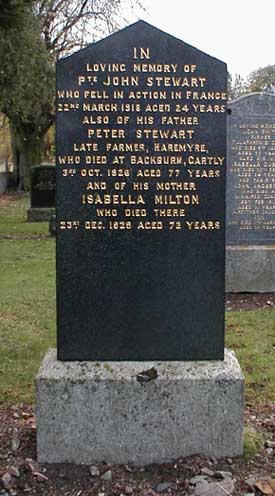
[227, 93, 275, 244]
[56, 21, 227, 361]
[30, 165, 56, 208]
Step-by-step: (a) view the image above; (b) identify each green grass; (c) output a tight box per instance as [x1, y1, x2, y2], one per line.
[0, 193, 55, 404]
[0, 193, 275, 406]
[0, 238, 56, 405]
[243, 426, 267, 459]
[225, 309, 275, 401]
[0, 193, 49, 235]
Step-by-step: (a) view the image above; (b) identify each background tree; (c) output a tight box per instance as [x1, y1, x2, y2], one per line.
[35, 0, 138, 60]
[0, 0, 143, 190]
[0, 4, 54, 189]
[228, 73, 247, 101]
[246, 64, 275, 94]
[0, 0, 32, 29]
[228, 64, 275, 103]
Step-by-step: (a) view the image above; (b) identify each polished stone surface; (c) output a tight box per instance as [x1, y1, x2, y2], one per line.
[30, 165, 55, 209]
[227, 93, 275, 245]
[56, 21, 227, 361]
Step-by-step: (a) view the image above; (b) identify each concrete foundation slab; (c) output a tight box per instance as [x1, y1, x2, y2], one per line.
[36, 349, 244, 465]
[226, 245, 275, 293]
[27, 207, 55, 222]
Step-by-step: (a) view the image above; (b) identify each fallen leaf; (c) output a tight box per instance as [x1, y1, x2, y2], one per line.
[255, 479, 275, 495]
[136, 367, 158, 383]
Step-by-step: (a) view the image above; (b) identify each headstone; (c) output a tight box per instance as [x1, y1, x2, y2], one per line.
[226, 93, 275, 292]
[36, 21, 244, 464]
[0, 172, 8, 194]
[55, 20, 227, 361]
[30, 165, 56, 208]
[227, 93, 275, 244]
[27, 164, 56, 221]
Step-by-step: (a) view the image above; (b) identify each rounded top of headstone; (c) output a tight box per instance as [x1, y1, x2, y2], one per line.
[228, 92, 275, 116]
[229, 91, 275, 102]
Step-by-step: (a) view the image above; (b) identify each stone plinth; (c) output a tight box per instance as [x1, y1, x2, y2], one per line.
[27, 207, 55, 222]
[226, 245, 275, 293]
[36, 349, 244, 465]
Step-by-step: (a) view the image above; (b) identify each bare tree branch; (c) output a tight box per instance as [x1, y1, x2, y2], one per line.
[34, 0, 144, 60]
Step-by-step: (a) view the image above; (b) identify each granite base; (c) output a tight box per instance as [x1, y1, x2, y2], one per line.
[226, 245, 275, 293]
[27, 207, 55, 222]
[36, 349, 244, 465]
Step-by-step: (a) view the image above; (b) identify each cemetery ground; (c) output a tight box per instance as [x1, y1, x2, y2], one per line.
[0, 193, 275, 496]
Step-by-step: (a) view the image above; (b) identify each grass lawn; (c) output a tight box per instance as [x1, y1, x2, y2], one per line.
[0, 192, 49, 235]
[226, 310, 275, 401]
[0, 193, 55, 405]
[0, 238, 56, 405]
[0, 193, 275, 406]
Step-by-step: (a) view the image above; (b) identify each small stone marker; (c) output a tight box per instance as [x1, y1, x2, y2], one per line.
[30, 165, 56, 208]
[27, 164, 55, 221]
[227, 93, 275, 244]
[56, 20, 227, 361]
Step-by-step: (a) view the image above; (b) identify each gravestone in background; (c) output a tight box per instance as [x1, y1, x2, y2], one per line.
[227, 93, 275, 244]
[36, 21, 244, 465]
[31, 165, 56, 208]
[0, 172, 9, 194]
[27, 164, 56, 221]
[226, 93, 275, 292]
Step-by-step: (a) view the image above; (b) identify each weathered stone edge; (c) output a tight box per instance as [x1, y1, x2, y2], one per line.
[35, 348, 244, 383]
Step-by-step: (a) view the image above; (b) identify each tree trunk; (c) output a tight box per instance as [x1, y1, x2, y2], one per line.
[10, 125, 44, 191]
[10, 128, 20, 189]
